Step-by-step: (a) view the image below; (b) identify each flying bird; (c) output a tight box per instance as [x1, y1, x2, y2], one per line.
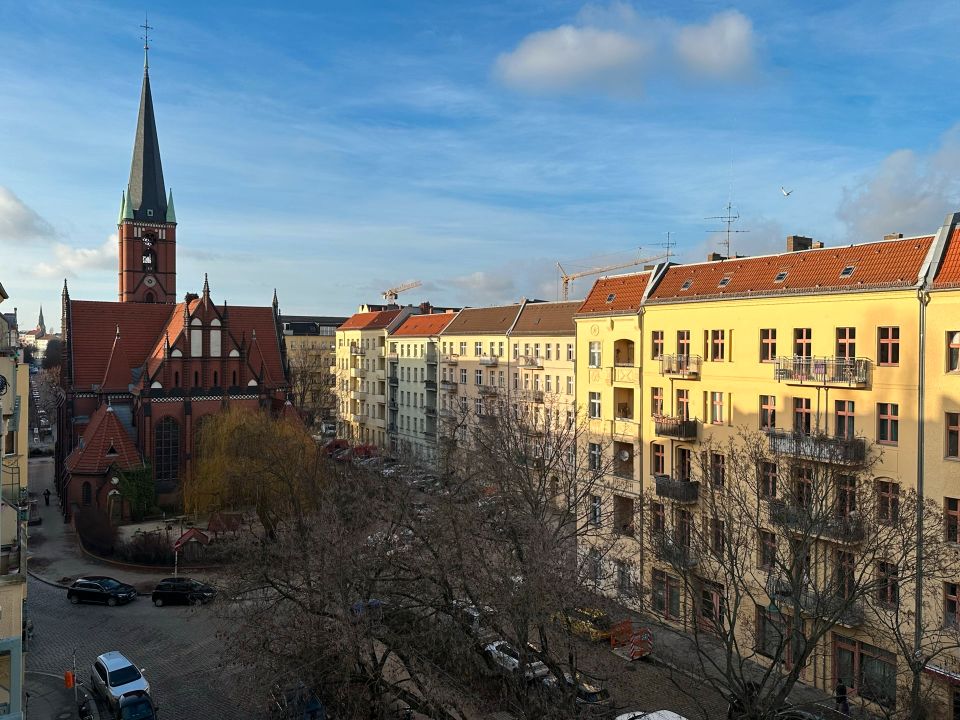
[780, 186, 793, 197]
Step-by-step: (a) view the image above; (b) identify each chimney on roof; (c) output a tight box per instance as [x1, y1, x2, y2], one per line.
[706, 252, 727, 262]
[884, 232, 904, 241]
[786, 235, 824, 252]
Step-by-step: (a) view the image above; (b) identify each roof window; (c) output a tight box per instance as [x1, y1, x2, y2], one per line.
[774, 271, 789, 283]
[840, 265, 855, 278]
[718, 275, 732, 288]
[606, 293, 616, 303]
[680, 279, 693, 291]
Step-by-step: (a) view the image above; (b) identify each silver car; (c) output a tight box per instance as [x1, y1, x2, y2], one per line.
[91, 651, 150, 710]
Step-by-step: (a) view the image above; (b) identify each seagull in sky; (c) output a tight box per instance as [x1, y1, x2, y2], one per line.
[780, 186, 793, 197]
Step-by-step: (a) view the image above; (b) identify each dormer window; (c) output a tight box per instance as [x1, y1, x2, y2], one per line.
[106, 444, 117, 457]
[774, 271, 789, 283]
[680, 279, 693, 291]
[840, 265, 855, 278]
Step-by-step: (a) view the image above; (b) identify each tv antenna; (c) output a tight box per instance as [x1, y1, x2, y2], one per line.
[660, 231, 676, 260]
[705, 202, 749, 258]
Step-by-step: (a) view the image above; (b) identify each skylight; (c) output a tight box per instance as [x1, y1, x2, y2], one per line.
[840, 265, 855, 278]
[718, 276, 732, 288]
[680, 279, 693, 290]
[606, 293, 616, 303]
[774, 271, 789, 283]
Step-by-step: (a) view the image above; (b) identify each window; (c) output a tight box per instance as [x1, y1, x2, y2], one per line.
[676, 448, 692, 482]
[793, 328, 812, 358]
[834, 635, 897, 709]
[710, 452, 725, 486]
[459, 341, 467, 356]
[498, 341, 504, 357]
[589, 495, 602, 525]
[474, 397, 483, 415]
[588, 442, 601, 471]
[460, 368, 467, 384]
[474, 341, 482, 356]
[588, 342, 602, 368]
[154, 417, 181, 494]
[676, 390, 690, 420]
[836, 475, 857, 518]
[512, 343, 519, 359]
[652, 331, 664, 360]
[651, 387, 664, 416]
[616, 561, 632, 593]
[835, 400, 855, 440]
[699, 581, 725, 631]
[759, 462, 777, 498]
[650, 500, 665, 535]
[760, 395, 776, 430]
[652, 569, 681, 620]
[840, 265, 856, 278]
[836, 327, 856, 359]
[877, 481, 899, 523]
[718, 274, 732, 288]
[545, 344, 552, 360]
[587, 549, 602, 585]
[877, 562, 899, 606]
[947, 498, 960, 543]
[946, 583, 960, 626]
[710, 392, 724, 425]
[794, 397, 812, 435]
[566, 376, 574, 394]
[680, 278, 693, 290]
[710, 330, 725, 361]
[793, 467, 813, 508]
[949, 413, 960, 458]
[588, 392, 601, 419]
[675, 508, 693, 547]
[677, 330, 691, 358]
[878, 326, 900, 366]
[760, 328, 777, 362]
[652, 443, 665, 475]
[475, 369, 482, 386]
[567, 343, 574, 361]
[606, 293, 616, 303]
[877, 403, 899, 445]
[545, 375, 552, 392]
[759, 530, 777, 569]
[949, 332, 960, 372]
[836, 550, 856, 599]
[711, 518, 725, 553]
[81, 482, 92, 506]
[774, 271, 788, 283]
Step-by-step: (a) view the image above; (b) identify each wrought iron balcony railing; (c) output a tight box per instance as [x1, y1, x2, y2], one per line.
[767, 429, 867, 464]
[653, 415, 699, 440]
[659, 354, 702, 378]
[654, 475, 700, 503]
[774, 356, 871, 388]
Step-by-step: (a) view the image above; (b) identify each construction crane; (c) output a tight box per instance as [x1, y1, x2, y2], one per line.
[382, 280, 422, 304]
[557, 251, 670, 301]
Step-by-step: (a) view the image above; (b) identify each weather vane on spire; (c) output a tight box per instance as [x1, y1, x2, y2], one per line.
[140, 14, 153, 71]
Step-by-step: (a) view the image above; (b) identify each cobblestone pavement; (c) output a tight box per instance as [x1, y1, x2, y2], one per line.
[25, 576, 260, 719]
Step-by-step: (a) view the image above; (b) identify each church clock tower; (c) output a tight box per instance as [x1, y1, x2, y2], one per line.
[118, 41, 176, 304]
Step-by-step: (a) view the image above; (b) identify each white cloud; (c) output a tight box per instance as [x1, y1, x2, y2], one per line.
[495, 4, 759, 96]
[0, 186, 56, 243]
[495, 25, 650, 95]
[674, 10, 756, 80]
[33, 234, 116, 278]
[838, 125, 960, 242]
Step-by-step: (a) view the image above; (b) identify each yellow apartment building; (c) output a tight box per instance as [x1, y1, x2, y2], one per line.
[281, 315, 346, 426]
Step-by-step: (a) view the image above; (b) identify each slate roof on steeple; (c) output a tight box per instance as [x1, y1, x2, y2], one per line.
[127, 67, 167, 222]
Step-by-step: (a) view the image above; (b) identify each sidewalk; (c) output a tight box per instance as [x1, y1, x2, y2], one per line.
[25, 671, 100, 720]
[27, 458, 204, 594]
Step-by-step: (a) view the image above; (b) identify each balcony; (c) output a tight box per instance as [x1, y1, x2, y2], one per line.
[477, 413, 497, 426]
[660, 354, 702, 378]
[388, 376, 398, 387]
[388, 423, 398, 434]
[350, 390, 368, 401]
[349, 367, 367, 378]
[350, 346, 366, 356]
[765, 574, 864, 627]
[478, 385, 498, 396]
[774, 356, 871, 388]
[767, 429, 867, 465]
[768, 500, 866, 543]
[386, 351, 398, 361]
[654, 416, 699, 441]
[439, 408, 457, 420]
[654, 475, 700, 503]
[388, 400, 398, 411]
[530, 390, 544, 404]
[479, 356, 499, 367]
[521, 356, 543, 370]
[425, 351, 438, 364]
[439, 380, 457, 392]
[651, 531, 698, 568]
[441, 354, 459, 365]
[425, 406, 437, 418]
[612, 365, 640, 384]
[424, 380, 437, 392]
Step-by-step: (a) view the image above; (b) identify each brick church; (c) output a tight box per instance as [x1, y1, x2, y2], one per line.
[55, 51, 289, 519]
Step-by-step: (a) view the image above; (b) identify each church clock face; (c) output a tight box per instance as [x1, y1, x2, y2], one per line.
[143, 237, 153, 248]
[144, 276, 157, 288]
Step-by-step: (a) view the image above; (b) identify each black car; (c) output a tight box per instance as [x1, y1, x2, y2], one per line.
[118, 690, 158, 720]
[67, 576, 137, 606]
[151, 577, 216, 607]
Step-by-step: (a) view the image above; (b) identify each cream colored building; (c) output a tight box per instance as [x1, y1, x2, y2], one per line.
[0, 282, 29, 719]
[281, 315, 346, 425]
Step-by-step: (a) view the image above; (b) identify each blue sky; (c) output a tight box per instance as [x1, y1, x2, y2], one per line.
[2, 0, 960, 326]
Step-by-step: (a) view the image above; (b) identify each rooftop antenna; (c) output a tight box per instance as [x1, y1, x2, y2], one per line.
[705, 202, 749, 258]
[140, 13, 153, 71]
[660, 231, 675, 260]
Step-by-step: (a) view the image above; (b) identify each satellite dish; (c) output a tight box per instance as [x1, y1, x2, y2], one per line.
[618, 449, 631, 462]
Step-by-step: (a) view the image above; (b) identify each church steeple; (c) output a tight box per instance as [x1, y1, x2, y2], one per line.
[127, 62, 167, 222]
[37, 306, 45, 335]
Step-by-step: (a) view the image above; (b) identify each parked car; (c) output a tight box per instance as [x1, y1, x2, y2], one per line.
[553, 607, 613, 641]
[67, 576, 137, 606]
[617, 712, 690, 720]
[537, 671, 612, 711]
[151, 577, 216, 606]
[90, 652, 150, 711]
[118, 690, 158, 720]
[483, 639, 550, 681]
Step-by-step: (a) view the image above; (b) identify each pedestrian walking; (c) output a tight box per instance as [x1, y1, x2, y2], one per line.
[835, 679, 851, 714]
[42, 488, 51, 506]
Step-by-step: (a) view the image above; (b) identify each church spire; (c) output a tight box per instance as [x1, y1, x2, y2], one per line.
[127, 21, 167, 223]
[38, 306, 45, 334]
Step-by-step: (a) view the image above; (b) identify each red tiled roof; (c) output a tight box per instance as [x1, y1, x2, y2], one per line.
[649, 236, 934, 302]
[577, 272, 652, 315]
[391, 312, 456, 337]
[932, 228, 960, 288]
[101, 333, 134, 392]
[66, 404, 142, 475]
[338, 309, 403, 331]
[233, 306, 286, 385]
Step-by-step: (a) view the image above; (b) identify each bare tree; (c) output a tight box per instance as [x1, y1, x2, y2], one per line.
[287, 347, 335, 427]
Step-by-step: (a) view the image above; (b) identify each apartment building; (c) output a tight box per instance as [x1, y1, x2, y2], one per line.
[335, 308, 414, 446]
[281, 315, 346, 425]
[0, 284, 29, 719]
[387, 311, 458, 462]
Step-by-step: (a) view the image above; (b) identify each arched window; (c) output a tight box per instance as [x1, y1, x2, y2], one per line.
[154, 417, 181, 494]
[210, 318, 222, 357]
[190, 318, 202, 356]
[142, 248, 155, 270]
[81, 482, 92, 506]
[144, 291, 155, 303]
